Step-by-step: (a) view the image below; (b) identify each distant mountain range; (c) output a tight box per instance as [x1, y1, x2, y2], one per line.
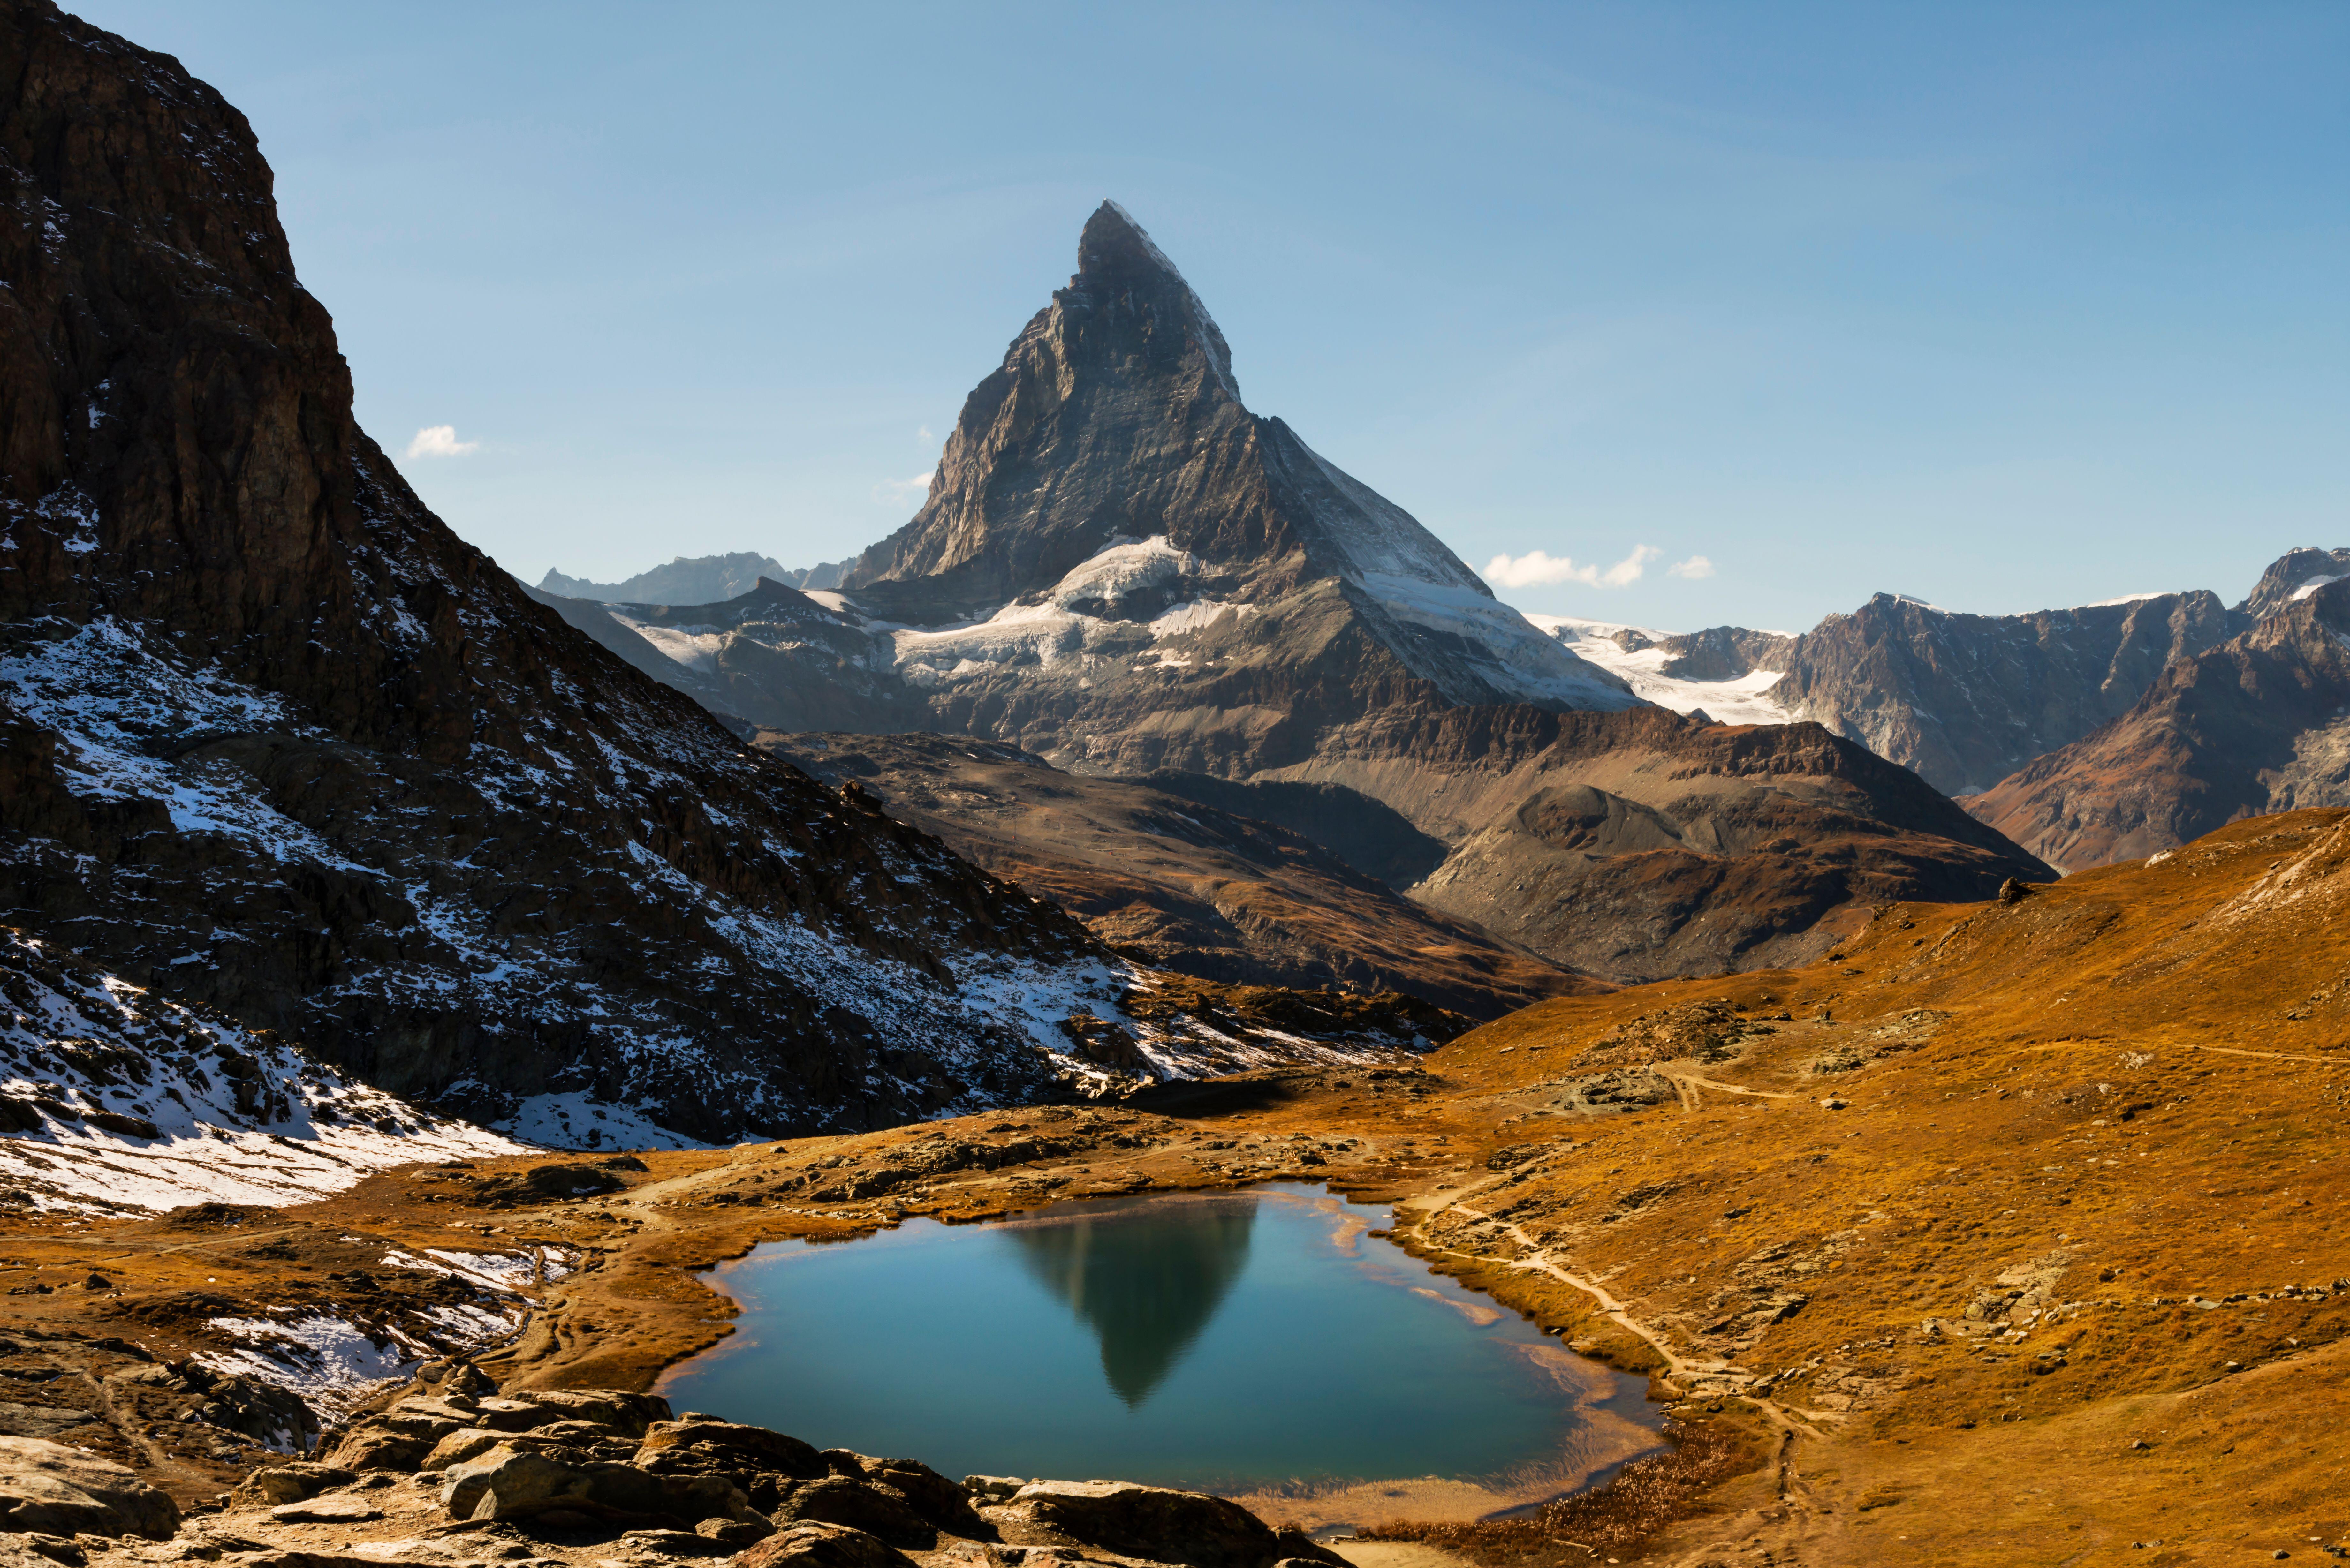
[1541, 546, 2350, 870]
[539, 552, 851, 604]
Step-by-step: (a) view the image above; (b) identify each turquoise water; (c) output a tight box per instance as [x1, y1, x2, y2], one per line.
[661, 1184, 1659, 1496]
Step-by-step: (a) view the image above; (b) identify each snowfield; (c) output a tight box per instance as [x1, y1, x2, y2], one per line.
[1524, 613, 1799, 727]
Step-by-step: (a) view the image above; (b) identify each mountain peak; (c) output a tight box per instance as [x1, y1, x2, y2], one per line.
[1077, 200, 1182, 287]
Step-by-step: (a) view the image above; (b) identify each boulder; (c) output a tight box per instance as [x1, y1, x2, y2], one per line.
[517, 1390, 672, 1438]
[269, 1496, 383, 1525]
[441, 1447, 590, 1522]
[848, 1458, 987, 1538]
[439, 1444, 752, 1526]
[961, 1476, 1024, 1502]
[231, 1464, 355, 1506]
[637, 1420, 828, 1480]
[0, 1436, 180, 1538]
[1270, 1527, 1351, 1567]
[770, 1477, 936, 1549]
[473, 1397, 565, 1433]
[731, 1523, 918, 1568]
[420, 1430, 509, 1472]
[1004, 1480, 1280, 1568]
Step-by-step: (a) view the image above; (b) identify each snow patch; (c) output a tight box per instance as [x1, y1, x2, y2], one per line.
[499, 1092, 716, 1152]
[612, 616, 727, 672]
[1525, 614, 1796, 727]
[0, 930, 528, 1216]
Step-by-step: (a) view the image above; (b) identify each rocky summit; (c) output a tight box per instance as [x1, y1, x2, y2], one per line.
[543, 201, 1640, 776]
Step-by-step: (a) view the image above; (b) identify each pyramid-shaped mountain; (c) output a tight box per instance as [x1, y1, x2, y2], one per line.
[547, 202, 1635, 779]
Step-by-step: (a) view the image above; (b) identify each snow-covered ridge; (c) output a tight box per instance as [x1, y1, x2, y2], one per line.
[1525, 614, 1797, 727]
[630, 535, 1633, 712]
[0, 928, 527, 1215]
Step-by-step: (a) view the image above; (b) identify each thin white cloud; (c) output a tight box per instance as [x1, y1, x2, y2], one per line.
[916, 425, 935, 444]
[1483, 544, 1657, 590]
[874, 471, 934, 505]
[1667, 554, 1716, 580]
[405, 424, 478, 459]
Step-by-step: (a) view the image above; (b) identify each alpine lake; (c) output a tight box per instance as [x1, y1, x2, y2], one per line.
[660, 1184, 1664, 1534]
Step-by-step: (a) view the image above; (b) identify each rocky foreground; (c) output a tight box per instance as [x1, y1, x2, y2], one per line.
[0, 1361, 1348, 1568]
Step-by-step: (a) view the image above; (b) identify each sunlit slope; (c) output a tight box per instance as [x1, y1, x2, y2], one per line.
[1409, 808, 2350, 1560]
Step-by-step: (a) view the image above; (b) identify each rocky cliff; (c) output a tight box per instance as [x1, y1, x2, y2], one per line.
[1963, 577, 2350, 870]
[1565, 552, 2350, 802]
[0, 0, 1189, 1144]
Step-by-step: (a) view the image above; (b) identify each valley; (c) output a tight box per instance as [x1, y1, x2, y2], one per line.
[0, 4, 2343, 1567]
[7, 809, 2347, 1564]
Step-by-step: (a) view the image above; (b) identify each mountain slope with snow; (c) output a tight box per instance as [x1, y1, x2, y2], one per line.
[543, 203, 1637, 776]
[0, 3, 1231, 1145]
[0, 926, 528, 1214]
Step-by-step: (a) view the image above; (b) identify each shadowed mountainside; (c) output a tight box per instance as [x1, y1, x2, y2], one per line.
[762, 731, 1594, 1016]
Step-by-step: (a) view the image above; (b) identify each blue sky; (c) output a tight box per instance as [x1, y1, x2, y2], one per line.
[77, 2, 2348, 631]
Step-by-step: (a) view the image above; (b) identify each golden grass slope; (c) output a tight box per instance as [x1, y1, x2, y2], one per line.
[1388, 807, 2350, 1564]
[7, 810, 2348, 1564]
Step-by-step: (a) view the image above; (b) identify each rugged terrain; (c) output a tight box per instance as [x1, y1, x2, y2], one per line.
[1966, 577, 2350, 871]
[3, 809, 2346, 1564]
[1294, 706, 2052, 983]
[540, 555, 809, 606]
[761, 732, 1586, 1016]
[1550, 548, 2350, 809]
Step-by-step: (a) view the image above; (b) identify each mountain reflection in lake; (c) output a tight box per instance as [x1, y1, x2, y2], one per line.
[661, 1185, 1660, 1522]
[1004, 1195, 1255, 1406]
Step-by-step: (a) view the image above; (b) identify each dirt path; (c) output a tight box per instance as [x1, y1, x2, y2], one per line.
[1650, 1066, 1800, 1112]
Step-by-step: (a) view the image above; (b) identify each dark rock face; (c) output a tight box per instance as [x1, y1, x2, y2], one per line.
[1965, 580, 2350, 871]
[0, 0, 1143, 1143]
[1655, 591, 2241, 796]
[762, 733, 1588, 1016]
[2236, 547, 2350, 623]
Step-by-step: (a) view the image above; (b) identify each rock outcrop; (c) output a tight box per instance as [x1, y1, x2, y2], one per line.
[0, 0, 1157, 1143]
[0, 1437, 177, 1538]
[1373, 708, 2055, 980]
[91, 1373, 1353, 1568]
